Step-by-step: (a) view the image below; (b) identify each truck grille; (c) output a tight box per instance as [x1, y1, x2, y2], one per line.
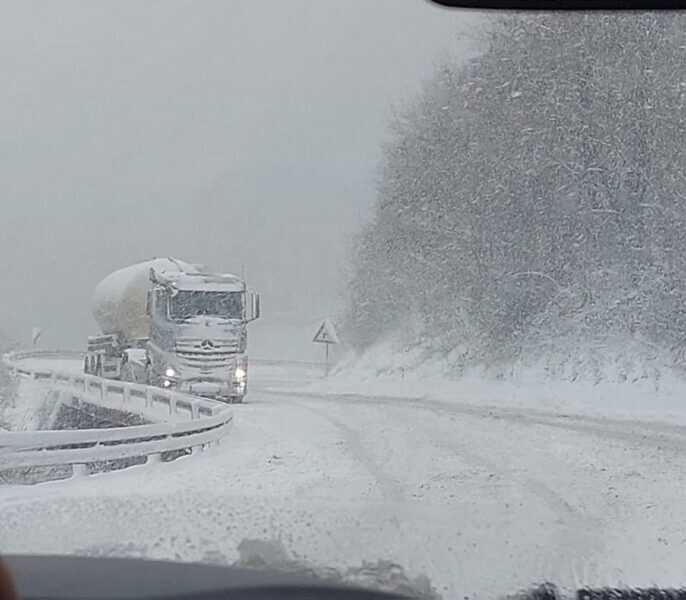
[175, 338, 239, 369]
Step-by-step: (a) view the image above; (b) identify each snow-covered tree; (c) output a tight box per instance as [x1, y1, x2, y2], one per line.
[345, 14, 686, 372]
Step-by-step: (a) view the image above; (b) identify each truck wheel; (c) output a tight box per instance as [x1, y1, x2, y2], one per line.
[120, 363, 134, 383]
[95, 355, 103, 377]
[83, 357, 90, 374]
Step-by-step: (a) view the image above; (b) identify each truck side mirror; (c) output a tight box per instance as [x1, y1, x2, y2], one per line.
[246, 291, 260, 321]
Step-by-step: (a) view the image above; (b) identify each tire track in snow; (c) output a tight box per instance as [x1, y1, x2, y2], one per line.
[273, 387, 686, 589]
[288, 389, 597, 526]
[266, 389, 686, 454]
[269, 389, 596, 519]
[375, 401, 608, 589]
[274, 389, 609, 587]
[290, 400, 405, 503]
[371, 399, 594, 521]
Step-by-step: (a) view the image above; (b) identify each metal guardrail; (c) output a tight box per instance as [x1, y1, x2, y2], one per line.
[6, 349, 86, 361]
[1, 350, 233, 480]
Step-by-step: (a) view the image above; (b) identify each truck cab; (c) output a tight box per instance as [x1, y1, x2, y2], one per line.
[145, 268, 260, 403]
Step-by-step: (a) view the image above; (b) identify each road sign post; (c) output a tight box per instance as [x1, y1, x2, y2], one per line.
[31, 327, 43, 347]
[312, 319, 339, 377]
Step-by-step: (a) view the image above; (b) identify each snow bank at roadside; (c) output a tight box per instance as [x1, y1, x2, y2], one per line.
[305, 338, 686, 425]
[0, 381, 63, 431]
[0, 349, 68, 432]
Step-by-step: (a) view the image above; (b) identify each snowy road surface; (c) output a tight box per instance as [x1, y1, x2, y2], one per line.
[2, 358, 686, 598]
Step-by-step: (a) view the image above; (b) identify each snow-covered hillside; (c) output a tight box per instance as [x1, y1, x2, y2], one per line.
[308, 338, 686, 425]
[343, 14, 686, 383]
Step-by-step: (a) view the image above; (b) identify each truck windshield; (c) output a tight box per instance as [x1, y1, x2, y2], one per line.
[169, 291, 243, 320]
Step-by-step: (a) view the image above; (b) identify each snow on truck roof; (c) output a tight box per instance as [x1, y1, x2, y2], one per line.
[153, 269, 246, 292]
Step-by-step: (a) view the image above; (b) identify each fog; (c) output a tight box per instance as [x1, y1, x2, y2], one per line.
[0, 0, 476, 352]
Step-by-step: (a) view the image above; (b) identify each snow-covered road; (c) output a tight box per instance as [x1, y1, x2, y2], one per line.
[2, 359, 686, 599]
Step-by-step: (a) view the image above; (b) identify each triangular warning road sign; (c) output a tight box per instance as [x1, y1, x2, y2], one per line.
[313, 319, 340, 344]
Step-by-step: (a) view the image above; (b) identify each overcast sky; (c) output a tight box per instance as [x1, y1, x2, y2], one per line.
[0, 0, 479, 350]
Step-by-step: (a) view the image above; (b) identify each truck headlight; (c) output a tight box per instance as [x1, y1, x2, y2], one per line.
[165, 367, 176, 378]
[234, 367, 246, 382]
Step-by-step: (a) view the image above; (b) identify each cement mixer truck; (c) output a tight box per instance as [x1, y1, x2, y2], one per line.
[84, 258, 261, 403]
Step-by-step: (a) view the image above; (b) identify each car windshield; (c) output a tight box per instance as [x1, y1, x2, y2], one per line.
[3, 3, 686, 600]
[169, 291, 243, 321]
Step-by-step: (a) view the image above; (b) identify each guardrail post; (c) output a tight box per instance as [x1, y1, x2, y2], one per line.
[169, 394, 176, 416]
[71, 464, 88, 478]
[146, 388, 153, 408]
[147, 453, 162, 464]
[123, 386, 130, 406]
